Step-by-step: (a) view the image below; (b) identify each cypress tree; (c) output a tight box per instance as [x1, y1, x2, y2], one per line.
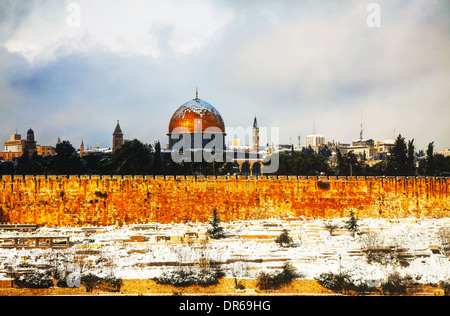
[426, 141, 435, 176]
[407, 139, 416, 175]
[345, 211, 359, 237]
[207, 209, 225, 239]
[387, 134, 413, 176]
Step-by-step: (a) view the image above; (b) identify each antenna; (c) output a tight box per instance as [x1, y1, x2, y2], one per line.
[360, 111, 363, 141]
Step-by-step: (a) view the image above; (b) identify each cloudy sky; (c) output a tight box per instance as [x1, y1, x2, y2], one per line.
[0, 0, 449, 152]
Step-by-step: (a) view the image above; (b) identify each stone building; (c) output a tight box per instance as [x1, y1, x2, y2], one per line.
[0, 128, 38, 160]
[112, 120, 124, 153]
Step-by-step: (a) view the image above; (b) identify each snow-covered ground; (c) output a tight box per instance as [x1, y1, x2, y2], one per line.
[0, 217, 449, 285]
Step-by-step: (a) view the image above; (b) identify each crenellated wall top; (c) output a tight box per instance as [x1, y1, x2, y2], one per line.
[0, 174, 448, 182]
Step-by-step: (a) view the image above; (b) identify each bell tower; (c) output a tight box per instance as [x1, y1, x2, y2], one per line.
[24, 128, 37, 159]
[112, 120, 124, 153]
[251, 116, 259, 153]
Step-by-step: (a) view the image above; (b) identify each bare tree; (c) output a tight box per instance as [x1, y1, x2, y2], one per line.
[360, 231, 382, 249]
[5, 265, 17, 288]
[360, 231, 408, 266]
[230, 255, 250, 289]
[324, 221, 339, 236]
[437, 227, 450, 257]
[209, 250, 225, 279]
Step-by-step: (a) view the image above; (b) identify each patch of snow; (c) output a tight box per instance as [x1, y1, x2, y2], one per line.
[0, 217, 448, 284]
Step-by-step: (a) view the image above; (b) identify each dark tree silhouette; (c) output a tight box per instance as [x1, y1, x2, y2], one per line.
[207, 209, 225, 239]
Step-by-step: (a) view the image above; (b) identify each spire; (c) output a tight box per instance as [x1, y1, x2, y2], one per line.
[113, 120, 123, 135]
[80, 138, 84, 158]
[195, 87, 199, 100]
[253, 116, 258, 128]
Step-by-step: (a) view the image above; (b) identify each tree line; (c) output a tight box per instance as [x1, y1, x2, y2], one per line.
[0, 134, 449, 177]
[0, 139, 234, 176]
[272, 135, 449, 177]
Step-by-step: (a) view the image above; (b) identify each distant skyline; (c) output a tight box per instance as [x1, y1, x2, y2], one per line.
[0, 0, 449, 151]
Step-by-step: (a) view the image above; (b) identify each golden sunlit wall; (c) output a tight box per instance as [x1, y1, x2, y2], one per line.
[0, 175, 448, 227]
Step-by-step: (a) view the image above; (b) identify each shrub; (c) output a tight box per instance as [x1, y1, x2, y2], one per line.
[256, 272, 274, 291]
[53, 266, 69, 288]
[56, 279, 68, 288]
[438, 279, 450, 296]
[380, 272, 410, 295]
[257, 262, 299, 290]
[316, 271, 353, 293]
[78, 273, 123, 293]
[210, 258, 225, 279]
[272, 262, 298, 286]
[351, 279, 373, 294]
[14, 272, 53, 289]
[154, 268, 219, 287]
[100, 274, 123, 292]
[81, 273, 103, 293]
[236, 283, 245, 290]
[275, 229, 293, 247]
[315, 271, 378, 295]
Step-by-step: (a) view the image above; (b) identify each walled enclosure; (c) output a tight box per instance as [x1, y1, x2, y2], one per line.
[0, 175, 448, 227]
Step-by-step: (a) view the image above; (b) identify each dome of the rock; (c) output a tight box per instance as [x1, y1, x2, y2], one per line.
[168, 98, 225, 134]
[167, 91, 226, 150]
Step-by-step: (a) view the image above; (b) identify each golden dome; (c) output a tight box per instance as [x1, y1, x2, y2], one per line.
[168, 97, 226, 134]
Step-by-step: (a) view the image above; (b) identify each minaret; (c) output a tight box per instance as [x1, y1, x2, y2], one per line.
[251, 116, 260, 153]
[80, 139, 84, 158]
[360, 111, 364, 141]
[112, 120, 124, 153]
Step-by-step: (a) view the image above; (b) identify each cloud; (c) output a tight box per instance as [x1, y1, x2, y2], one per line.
[2, 0, 235, 64]
[0, 0, 449, 152]
[213, 0, 450, 148]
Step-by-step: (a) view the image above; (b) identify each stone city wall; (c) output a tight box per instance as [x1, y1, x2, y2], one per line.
[0, 175, 448, 226]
